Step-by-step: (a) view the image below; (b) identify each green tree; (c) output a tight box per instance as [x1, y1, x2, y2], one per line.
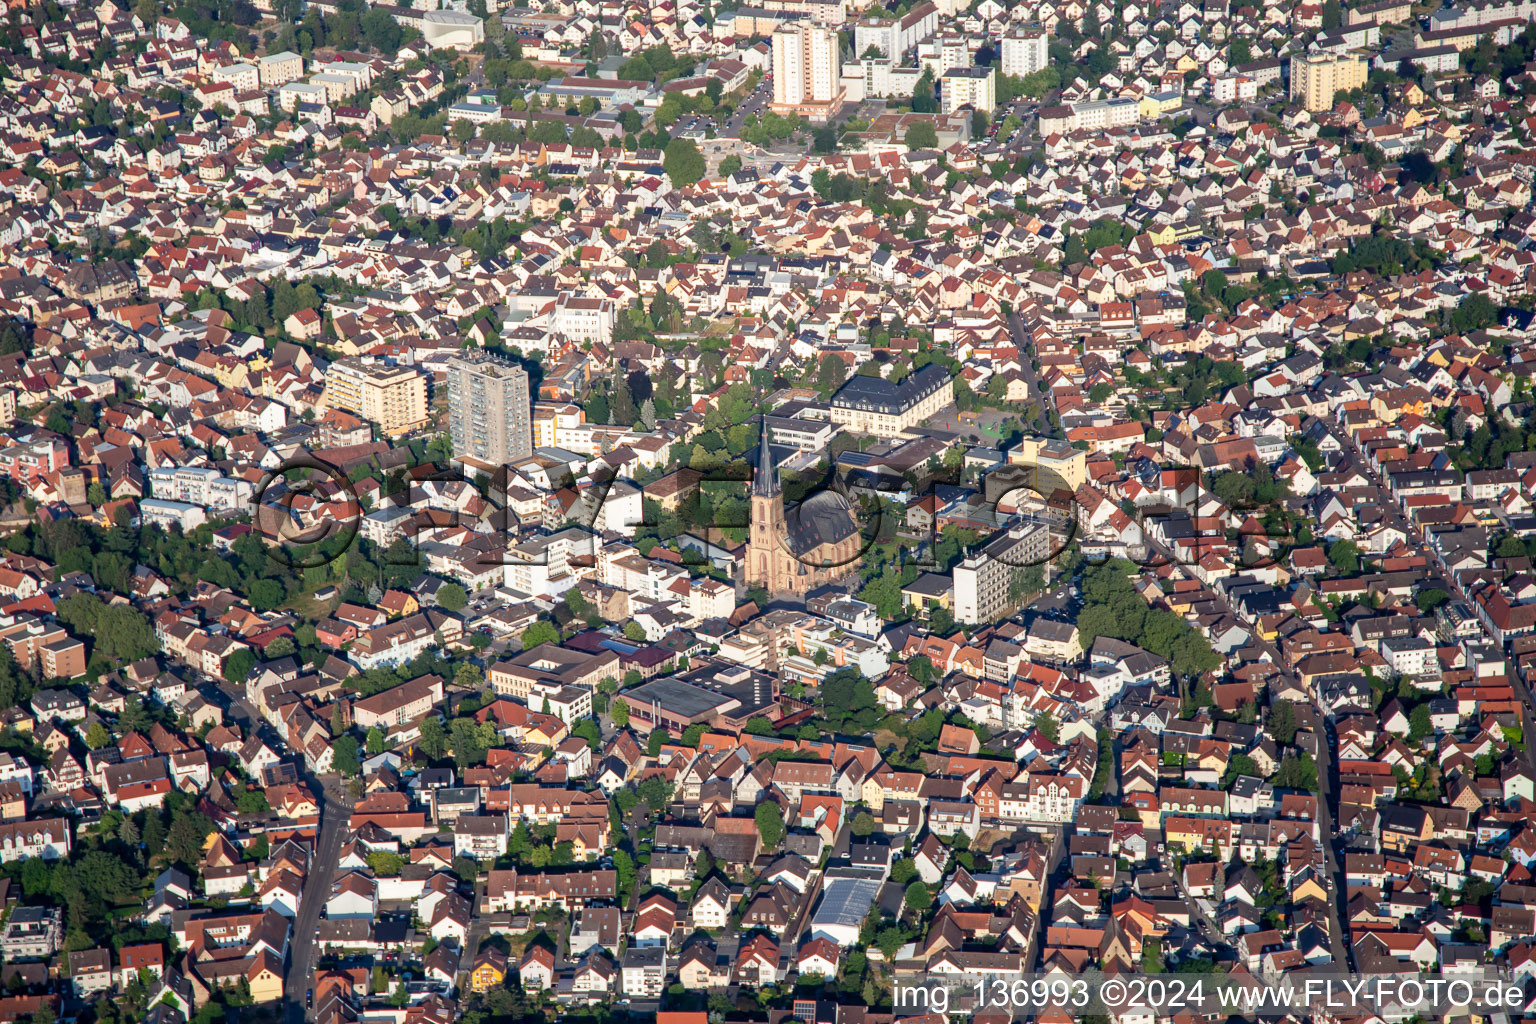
[361, 8, 402, 50]
[1451, 293, 1498, 333]
[1035, 712, 1059, 743]
[1416, 588, 1450, 613]
[333, 734, 361, 775]
[911, 67, 937, 113]
[1268, 699, 1297, 745]
[1408, 703, 1433, 740]
[418, 716, 448, 759]
[57, 596, 158, 662]
[611, 698, 630, 728]
[1329, 540, 1361, 574]
[366, 726, 385, 755]
[612, 848, 636, 901]
[85, 722, 111, 749]
[639, 774, 672, 810]
[1223, 753, 1260, 786]
[449, 718, 494, 766]
[623, 621, 648, 642]
[248, 578, 284, 611]
[437, 584, 467, 612]
[521, 621, 559, 649]
[904, 880, 931, 912]
[663, 138, 706, 187]
[572, 720, 601, 750]
[875, 927, 906, 960]
[755, 800, 785, 849]
[904, 121, 939, 149]
[817, 351, 848, 395]
[223, 649, 257, 684]
[367, 850, 404, 876]
[166, 810, 214, 866]
[1271, 753, 1319, 792]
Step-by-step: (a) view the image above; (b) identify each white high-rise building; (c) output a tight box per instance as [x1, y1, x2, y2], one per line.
[772, 22, 845, 122]
[942, 65, 997, 114]
[1000, 28, 1049, 78]
[952, 522, 1052, 624]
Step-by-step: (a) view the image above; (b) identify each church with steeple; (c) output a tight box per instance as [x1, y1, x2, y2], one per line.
[746, 418, 862, 595]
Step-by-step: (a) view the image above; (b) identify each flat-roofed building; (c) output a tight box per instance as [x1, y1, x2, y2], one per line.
[941, 65, 996, 113]
[772, 21, 845, 122]
[257, 50, 304, 87]
[807, 873, 883, 947]
[1000, 27, 1048, 77]
[323, 356, 429, 437]
[447, 353, 533, 470]
[1290, 51, 1366, 111]
[616, 677, 742, 734]
[953, 522, 1053, 624]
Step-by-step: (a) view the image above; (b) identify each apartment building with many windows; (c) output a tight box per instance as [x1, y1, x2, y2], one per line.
[953, 521, 1052, 624]
[322, 356, 429, 437]
[447, 353, 533, 471]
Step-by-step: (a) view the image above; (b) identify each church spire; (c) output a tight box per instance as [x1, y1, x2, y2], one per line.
[752, 415, 779, 498]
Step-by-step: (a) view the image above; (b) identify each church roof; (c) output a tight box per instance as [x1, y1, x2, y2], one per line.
[784, 491, 859, 560]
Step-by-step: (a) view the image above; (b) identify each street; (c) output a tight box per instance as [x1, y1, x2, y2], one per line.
[1023, 826, 1065, 969]
[284, 773, 353, 1024]
[206, 676, 354, 1024]
[1006, 311, 1055, 437]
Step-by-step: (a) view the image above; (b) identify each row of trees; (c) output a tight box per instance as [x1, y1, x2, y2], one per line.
[1076, 559, 1222, 680]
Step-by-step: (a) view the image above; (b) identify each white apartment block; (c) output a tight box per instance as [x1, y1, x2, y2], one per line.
[309, 73, 360, 104]
[257, 50, 304, 88]
[841, 59, 924, 101]
[551, 293, 616, 345]
[529, 682, 593, 726]
[1000, 29, 1048, 78]
[941, 65, 996, 113]
[311, 59, 375, 90]
[918, 34, 980, 76]
[772, 22, 845, 121]
[209, 62, 259, 92]
[147, 466, 253, 511]
[852, 1, 939, 58]
[953, 522, 1052, 624]
[1211, 72, 1258, 103]
[278, 81, 329, 112]
[503, 528, 595, 598]
[1037, 97, 1140, 135]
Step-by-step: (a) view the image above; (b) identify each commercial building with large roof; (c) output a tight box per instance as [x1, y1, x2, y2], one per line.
[807, 872, 884, 947]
